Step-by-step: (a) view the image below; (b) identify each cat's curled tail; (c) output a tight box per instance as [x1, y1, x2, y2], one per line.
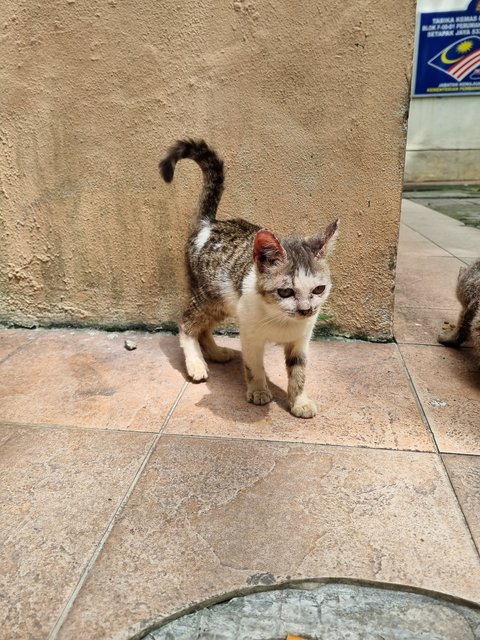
[159, 138, 224, 225]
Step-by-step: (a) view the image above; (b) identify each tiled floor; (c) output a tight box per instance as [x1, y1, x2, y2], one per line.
[1, 199, 479, 640]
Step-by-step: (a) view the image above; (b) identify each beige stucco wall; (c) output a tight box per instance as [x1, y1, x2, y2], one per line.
[0, 1, 415, 339]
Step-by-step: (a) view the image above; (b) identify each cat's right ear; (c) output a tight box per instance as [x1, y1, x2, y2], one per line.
[253, 230, 286, 271]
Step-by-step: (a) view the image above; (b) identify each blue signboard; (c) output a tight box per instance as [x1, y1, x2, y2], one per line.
[413, 0, 480, 96]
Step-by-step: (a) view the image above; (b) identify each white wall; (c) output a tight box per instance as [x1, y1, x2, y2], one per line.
[418, 1, 469, 12]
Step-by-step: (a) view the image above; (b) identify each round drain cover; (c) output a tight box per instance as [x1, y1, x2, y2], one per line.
[143, 583, 480, 640]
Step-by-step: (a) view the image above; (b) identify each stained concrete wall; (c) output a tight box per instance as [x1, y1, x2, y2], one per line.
[405, 96, 480, 183]
[0, 1, 415, 339]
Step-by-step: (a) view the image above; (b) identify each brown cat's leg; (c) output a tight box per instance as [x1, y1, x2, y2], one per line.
[285, 341, 317, 419]
[438, 304, 474, 347]
[198, 329, 236, 363]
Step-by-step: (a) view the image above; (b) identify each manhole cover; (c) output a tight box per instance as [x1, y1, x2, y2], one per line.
[142, 583, 480, 640]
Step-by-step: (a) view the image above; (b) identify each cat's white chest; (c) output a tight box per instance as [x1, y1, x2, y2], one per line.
[264, 317, 313, 344]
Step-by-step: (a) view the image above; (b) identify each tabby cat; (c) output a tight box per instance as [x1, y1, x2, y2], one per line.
[160, 139, 339, 418]
[438, 258, 480, 357]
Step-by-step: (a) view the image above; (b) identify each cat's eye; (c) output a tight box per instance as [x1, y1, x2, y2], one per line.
[277, 288, 294, 298]
[312, 285, 326, 295]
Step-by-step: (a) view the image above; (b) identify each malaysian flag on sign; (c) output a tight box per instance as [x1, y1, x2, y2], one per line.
[429, 36, 480, 81]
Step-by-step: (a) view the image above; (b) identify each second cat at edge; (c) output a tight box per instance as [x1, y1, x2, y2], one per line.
[160, 139, 339, 419]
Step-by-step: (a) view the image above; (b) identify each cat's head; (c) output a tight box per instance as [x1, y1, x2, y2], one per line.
[253, 219, 339, 319]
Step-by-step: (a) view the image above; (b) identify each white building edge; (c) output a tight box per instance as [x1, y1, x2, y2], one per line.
[405, 0, 480, 183]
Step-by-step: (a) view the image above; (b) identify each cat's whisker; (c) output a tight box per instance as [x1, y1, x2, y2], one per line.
[256, 313, 291, 329]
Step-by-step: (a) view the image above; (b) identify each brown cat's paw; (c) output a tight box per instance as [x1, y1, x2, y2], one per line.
[437, 330, 460, 347]
[186, 358, 209, 382]
[290, 396, 317, 419]
[246, 387, 272, 405]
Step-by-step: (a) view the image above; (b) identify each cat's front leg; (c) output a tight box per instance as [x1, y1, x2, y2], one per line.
[285, 341, 316, 419]
[241, 333, 272, 405]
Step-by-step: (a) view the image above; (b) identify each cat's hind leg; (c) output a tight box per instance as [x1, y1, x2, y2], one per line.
[180, 329, 209, 382]
[198, 329, 236, 363]
[180, 305, 210, 382]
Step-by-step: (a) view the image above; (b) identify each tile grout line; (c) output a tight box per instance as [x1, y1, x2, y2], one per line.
[394, 342, 445, 348]
[439, 454, 480, 560]
[395, 306, 461, 312]
[395, 305, 461, 311]
[395, 344, 440, 454]
[396, 345, 480, 560]
[395, 340, 473, 351]
[0, 418, 440, 454]
[0, 419, 162, 435]
[163, 431, 439, 456]
[3, 420, 476, 457]
[0, 332, 41, 366]
[47, 379, 189, 640]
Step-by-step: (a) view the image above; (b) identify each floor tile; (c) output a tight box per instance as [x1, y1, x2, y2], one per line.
[394, 306, 462, 345]
[0, 330, 185, 431]
[443, 454, 480, 551]
[0, 328, 38, 362]
[400, 344, 480, 454]
[397, 223, 450, 259]
[402, 199, 480, 261]
[413, 197, 480, 232]
[394, 255, 465, 309]
[57, 437, 480, 640]
[166, 339, 432, 451]
[0, 425, 152, 640]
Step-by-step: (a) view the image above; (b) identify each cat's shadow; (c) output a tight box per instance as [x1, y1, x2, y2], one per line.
[446, 345, 480, 385]
[162, 342, 289, 424]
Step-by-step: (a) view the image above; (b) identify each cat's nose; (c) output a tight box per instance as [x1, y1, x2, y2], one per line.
[298, 309, 312, 317]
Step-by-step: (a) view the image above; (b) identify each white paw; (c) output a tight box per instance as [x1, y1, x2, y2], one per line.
[186, 358, 209, 382]
[209, 347, 236, 363]
[246, 387, 273, 405]
[290, 397, 317, 419]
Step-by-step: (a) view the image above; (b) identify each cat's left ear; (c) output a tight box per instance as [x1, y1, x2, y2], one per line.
[307, 218, 340, 259]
